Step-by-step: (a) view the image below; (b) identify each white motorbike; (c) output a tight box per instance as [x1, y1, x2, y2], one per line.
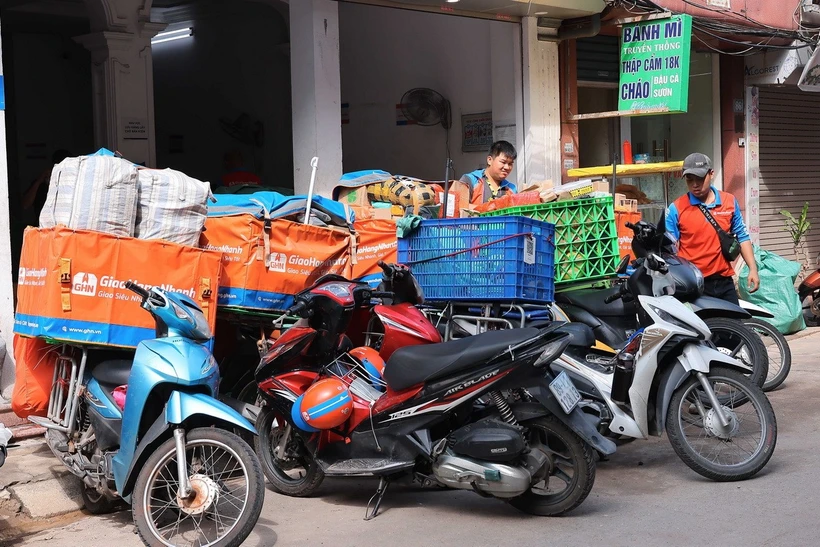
[550, 252, 777, 481]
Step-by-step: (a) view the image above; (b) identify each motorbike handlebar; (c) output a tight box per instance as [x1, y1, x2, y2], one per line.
[604, 283, 626, 304]
[371, 291, 394, 300]
[288, 301, 308, 317]
[125, 281, 150, 299]
[625, 222, 638, 231]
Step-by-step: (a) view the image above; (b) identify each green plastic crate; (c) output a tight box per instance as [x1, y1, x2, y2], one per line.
[478, 197, 619, 284]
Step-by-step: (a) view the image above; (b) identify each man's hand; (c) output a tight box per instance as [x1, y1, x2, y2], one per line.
[739, 240, 759, 293]
[747, 270, 760, 293]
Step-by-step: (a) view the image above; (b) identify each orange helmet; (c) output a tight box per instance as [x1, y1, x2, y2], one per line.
[349, 346, 386, 387]
[291, 378, 353, 432]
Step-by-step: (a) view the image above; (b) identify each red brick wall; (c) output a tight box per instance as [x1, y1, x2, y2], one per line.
[720, 55, 747, 215]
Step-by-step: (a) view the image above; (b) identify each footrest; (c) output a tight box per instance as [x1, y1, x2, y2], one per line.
[28, 416, 68, 432]
[322, 458, 414, 477]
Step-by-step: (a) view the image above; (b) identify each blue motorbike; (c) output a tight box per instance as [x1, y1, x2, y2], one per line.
[30, 282, 264, 546]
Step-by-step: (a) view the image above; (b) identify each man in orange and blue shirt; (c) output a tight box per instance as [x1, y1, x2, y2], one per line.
[665, 153, 759, 305]
[460, 140, 517, 206]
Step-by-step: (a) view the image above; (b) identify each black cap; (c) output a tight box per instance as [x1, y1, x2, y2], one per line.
[682, 153, 712, 178]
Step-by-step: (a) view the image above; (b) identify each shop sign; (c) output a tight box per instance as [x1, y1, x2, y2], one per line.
[745, 46, 810, 85]
[798, 46, 820, 92]
[618, 14, 692, 114]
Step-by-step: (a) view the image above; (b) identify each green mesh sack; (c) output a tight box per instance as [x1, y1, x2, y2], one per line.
[738, 245, 805, 334]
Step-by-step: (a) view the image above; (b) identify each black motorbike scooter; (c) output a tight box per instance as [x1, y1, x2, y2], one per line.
[551, 218, 768, 387]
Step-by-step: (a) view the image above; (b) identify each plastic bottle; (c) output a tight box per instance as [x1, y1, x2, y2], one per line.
[623, 140, 633, 164]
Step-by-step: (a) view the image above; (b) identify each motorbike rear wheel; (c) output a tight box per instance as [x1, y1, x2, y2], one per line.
[704, 317, 768, 388]
[743, 318, 791, 392]
[255, 407, 325, 496]
[507, 416, 595, 516]
[133, 428, 264, 547]
[80, 483, 118, 515]
[666, 366, 776, 482]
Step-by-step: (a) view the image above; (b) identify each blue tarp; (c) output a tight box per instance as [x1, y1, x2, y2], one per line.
[207, 191, 354, 226]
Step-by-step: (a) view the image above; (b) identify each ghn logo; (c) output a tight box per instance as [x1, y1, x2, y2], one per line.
[72, 273, 98, 296]
[268, 252, 287, 273]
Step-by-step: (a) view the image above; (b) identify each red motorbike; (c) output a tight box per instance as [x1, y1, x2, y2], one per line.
[798, 267, 820, 326]
[252, 269, 615, 519]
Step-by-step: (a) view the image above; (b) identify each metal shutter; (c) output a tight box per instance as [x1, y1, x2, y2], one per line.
[758, 87, 820, 262]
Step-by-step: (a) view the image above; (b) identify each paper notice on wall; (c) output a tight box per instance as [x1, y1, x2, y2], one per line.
[494, 123, 516, 148]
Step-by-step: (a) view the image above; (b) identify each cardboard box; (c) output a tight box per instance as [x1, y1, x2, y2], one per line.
[336, 186, 370, 207]
[556, 179, 609, 202]
[521, 180, 554, 193]
[372, 207, 393, 220]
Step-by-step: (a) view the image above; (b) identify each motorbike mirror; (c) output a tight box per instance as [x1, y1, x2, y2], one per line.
[657, 211, 667, 254]
[616, 255, 631, 275]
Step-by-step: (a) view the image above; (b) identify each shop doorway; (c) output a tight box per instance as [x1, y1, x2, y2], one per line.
[151, 0, 292, 193]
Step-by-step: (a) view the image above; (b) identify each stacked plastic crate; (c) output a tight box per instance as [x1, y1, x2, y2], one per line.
[478, 196, 620, 286]
[397, 216, 556, 303]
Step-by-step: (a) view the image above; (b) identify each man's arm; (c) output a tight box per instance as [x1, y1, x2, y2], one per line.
[731, 199, 758, 292]
[739, 240, 759, 293]
[664, 203, 681, 245]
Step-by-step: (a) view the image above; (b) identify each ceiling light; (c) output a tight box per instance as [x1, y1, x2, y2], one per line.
[446, 0, 460, 3]
[151, 27, 193, 45]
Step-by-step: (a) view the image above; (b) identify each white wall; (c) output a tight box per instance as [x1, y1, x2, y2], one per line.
[152, 2, 292, 188]
[338, 4, 518, 181]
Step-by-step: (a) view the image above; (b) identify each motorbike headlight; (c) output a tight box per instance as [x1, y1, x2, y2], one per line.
[170, 301, 195, 325]
[646, 304, 700, 336]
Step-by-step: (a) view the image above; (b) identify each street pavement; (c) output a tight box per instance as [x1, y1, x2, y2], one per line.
[4, 330, 820, 547]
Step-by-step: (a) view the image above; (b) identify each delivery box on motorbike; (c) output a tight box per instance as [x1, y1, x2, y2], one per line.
[201, 192, 356, 311]
[352, 218, 398, 286]
[11, 334, 63, 418]
[15, 226, 221, 348]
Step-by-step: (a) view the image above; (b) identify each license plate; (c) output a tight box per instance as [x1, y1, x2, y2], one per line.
[549, 371, 582, 414]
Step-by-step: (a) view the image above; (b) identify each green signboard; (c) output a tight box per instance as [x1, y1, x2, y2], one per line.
[618, 14, 692, 113]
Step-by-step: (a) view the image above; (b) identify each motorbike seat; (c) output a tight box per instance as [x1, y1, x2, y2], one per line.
[555, 286, 628, 317]
[555, 323, 596, 348]
[384, 328, 541, 392]
[91, 359, 132, 387]
[527, 321, 594, 348]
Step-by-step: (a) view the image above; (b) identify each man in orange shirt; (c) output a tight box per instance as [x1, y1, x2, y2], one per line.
[665, 153, 759, 305]
[460, 140, 517, 206]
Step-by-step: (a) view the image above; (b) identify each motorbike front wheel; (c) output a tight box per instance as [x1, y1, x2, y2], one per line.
[133, 428, 265, 547]
[255, 407, 325, 496]
[666, 366, 777, 482]
[507, 416, 596, 516]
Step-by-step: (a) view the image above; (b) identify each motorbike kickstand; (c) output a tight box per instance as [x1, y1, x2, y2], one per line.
[364, 477, 390, 521]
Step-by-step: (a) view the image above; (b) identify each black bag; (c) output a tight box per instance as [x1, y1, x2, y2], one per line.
[698, 204, 741, 261]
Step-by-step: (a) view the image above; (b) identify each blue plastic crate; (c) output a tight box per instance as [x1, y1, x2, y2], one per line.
[397, 216, 555, 303]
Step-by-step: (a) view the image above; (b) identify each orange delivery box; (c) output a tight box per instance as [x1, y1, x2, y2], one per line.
[352, 218, 398, 286]
[200, 192, 356, 311]
[14, 226, 222, 348]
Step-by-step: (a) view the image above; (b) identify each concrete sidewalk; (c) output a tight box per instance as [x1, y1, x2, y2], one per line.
[0, 438, 88, 544]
